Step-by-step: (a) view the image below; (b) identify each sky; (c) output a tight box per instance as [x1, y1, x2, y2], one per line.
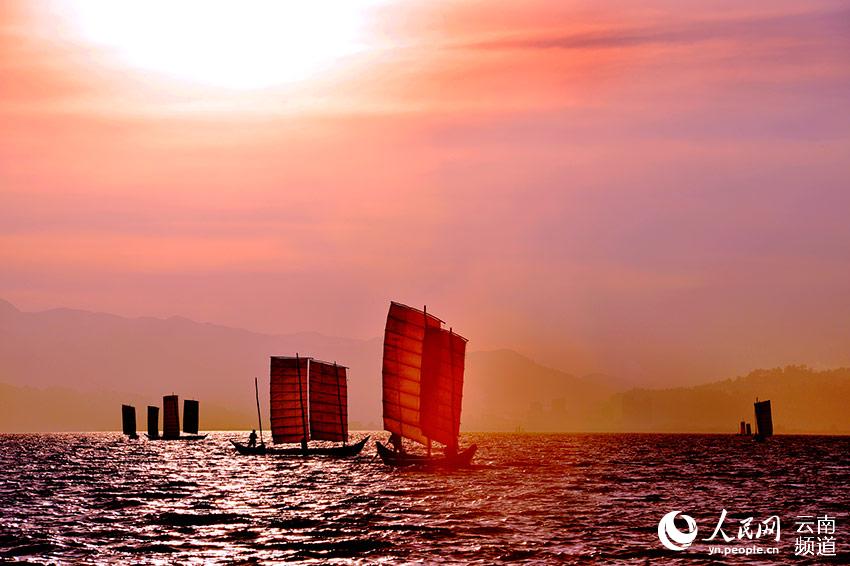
[2, 0, 849, 387]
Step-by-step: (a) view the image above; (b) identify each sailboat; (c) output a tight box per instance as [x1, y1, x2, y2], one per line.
[147, 406, 160, 439]
[121, 404, 138, 439]
[231, 355, 368, 456]
[147, 395, 208, 440]
[375, 302, 477, 467]
[753, 398, 773, 442]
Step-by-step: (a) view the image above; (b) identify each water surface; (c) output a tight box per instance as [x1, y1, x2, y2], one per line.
[0, 433, 846, 563]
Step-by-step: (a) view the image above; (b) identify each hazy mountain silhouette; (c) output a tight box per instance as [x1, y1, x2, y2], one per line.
[1, 299, 848, 433]
[0, 299, 614, 432]
[605, 365, 850, 434]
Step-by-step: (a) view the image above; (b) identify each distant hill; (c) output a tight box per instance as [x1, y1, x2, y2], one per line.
[464, 349, 618, 431]
[0, 299, 621, 432]
[606, 365, 850, 434]
[1, 299, 848, 433]
[0, 298, 383, 431]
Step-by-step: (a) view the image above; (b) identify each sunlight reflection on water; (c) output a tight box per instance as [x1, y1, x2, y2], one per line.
[0, 433, 847, 563]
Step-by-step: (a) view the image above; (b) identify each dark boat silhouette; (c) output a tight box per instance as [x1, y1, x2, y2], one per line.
[146, 406, 160, 439]
[146, 395, 207, 440]
[753, 399, 773, 442]
[375, 440, 476, 467]
[231, 436, 368, 456]
[121, 404, 138, 439]
[376, 302, 476, 467]
[231, 355, 367, 457]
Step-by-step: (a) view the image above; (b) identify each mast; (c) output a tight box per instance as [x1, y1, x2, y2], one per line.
[297, 353, 307, 453]
[424, 305, 429, 457]
[255, 377, 264, 445]
[449, 327, 457, 453]
[334, 362, 346, 445]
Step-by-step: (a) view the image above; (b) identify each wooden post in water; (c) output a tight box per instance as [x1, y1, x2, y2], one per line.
[255, 377, 264, 445]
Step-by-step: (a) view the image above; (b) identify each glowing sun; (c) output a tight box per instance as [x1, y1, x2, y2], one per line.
[63, 0, 379, 89]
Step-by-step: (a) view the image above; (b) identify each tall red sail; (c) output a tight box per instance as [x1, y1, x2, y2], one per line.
[163, 395, 179, 439]
[270, 356, 310, 444]
[381, 302, 442, 446]
[309, 360, 348, 442]
[420, 327, 467, 449]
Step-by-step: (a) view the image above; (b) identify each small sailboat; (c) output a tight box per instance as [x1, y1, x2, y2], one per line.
[753, 399, 773, 442]
[231, 355, 368, 457]
[147, 406, 160, 439]
[121, 404, 138, 439]
[375, 302, 477, 467]
[737, 420, 751, 436]
[148, 395, 207, 440]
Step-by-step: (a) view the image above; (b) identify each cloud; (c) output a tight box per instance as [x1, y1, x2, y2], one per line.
[459, 5, 850, 52]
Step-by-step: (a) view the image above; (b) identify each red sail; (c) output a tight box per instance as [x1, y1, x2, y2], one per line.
[381, 302, 442, 446]
[163, 395, 180, 439]
[309, 360, 348, 442]
[420, 327, 467, 449]
[270, 356, 310, 444]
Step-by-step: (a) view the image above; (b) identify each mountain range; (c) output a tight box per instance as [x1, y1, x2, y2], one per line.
[1, 299, 847, 433]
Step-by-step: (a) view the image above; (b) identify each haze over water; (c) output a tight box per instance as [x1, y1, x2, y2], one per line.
[1, 433, 846, 563]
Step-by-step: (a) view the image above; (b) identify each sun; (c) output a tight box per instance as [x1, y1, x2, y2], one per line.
[61, 0, 380, 89]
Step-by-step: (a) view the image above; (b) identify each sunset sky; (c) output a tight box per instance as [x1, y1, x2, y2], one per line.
[2, 0, 849, 386]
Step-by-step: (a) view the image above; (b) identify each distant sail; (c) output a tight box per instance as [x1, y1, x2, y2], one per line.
[122, 405, 136, 437]
[420, 326, 467, 450]
[183, 399, 199, 434]
[163, 395, 180, 439]
[754, 400, 773, 438]
[270, 356, 310, 444]
[381, 302, 442, 446]
[147, 406, 159, 438]
[309, 360, 348, 443]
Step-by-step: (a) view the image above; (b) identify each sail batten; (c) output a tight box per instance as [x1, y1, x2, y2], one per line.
[270, 356, 310, 444]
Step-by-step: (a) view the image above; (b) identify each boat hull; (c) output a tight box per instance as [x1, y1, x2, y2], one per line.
[375, 441, 477, 468]
[146, 434, 208, 441]
[230, 436, 369, 457]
